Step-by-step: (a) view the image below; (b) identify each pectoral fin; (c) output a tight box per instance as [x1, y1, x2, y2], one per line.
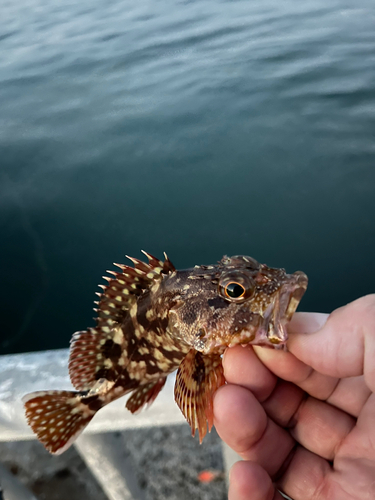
[174, 350, 225, 442]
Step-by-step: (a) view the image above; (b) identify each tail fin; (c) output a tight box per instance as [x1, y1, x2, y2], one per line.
[23, 390, 98, 454]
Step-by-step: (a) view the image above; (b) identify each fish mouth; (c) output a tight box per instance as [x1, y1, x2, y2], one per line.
[204, 270, 308, 353]
[262, 271, 308, 349]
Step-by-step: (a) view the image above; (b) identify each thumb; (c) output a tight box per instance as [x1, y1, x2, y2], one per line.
[287, 295, 375, 392]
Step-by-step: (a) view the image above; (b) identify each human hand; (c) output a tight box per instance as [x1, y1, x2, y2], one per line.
[213, 295, 375, 500]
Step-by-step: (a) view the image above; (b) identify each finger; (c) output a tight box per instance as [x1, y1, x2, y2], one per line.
[253, 346, 370, 417]
[288, 296, 375, 391]
[288, 311, 329, 334]
[229, 461, 284, 500]
[275, 447, 340, 500]
[261, 381, 305, 427]
[288, 395, 355, 460]
[336, 393, 375, 461]
[254, 346, 340, 401]
[214, 384, 295, 476]
[261, 380, 355, 460]
[223, 345, 277, 401]
[326, 375, 371, 417]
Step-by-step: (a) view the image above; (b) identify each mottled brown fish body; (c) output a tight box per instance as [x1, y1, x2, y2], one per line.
[23, 252, 307, 454]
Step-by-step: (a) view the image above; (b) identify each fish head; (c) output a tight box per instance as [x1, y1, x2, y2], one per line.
[164, 255, 308, 354]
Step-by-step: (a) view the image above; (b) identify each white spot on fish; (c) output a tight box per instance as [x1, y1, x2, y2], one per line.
[104, 358, 113, 369]
[113, 327, 124, 344]
[146, 309, 154, 320]
[156, 361, 170, 371]
[130, 303, 137, 318]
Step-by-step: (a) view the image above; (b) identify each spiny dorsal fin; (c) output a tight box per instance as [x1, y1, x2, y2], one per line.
[94, 251, 174, 326]
[174, 350, 225, 443]
[69, 252, 174, 391]
[162, 252, 176, 274]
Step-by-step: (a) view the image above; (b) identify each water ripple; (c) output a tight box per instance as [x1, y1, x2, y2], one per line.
[0, 0, 375, 353]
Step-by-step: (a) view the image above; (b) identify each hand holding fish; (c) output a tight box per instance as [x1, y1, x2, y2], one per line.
[23, 252, 307, 454]
[214, 295, 375, 500]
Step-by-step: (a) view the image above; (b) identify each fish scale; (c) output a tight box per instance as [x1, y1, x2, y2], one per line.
[23, 251, 308, 454]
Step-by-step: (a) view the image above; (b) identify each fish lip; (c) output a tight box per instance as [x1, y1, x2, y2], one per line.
[284, 271, 308, 320]
[265, 271, 308, 346]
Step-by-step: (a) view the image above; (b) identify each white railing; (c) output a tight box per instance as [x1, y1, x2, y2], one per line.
[0, 350, 293, 500]
[0, 349, 186, 443]
[0, 349, 242, 500]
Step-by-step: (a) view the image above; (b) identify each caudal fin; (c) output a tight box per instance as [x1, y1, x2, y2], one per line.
[23, 390, 97, 454]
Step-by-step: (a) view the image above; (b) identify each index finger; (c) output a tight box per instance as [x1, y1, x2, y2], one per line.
[288, 295, 375, 392]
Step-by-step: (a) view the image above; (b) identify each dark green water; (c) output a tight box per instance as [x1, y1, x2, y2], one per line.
[0, 0, 374, 355]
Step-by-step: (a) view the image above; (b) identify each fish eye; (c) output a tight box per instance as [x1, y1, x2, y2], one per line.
[219, 271, 255, 302]
[224, 282, 246, 299]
